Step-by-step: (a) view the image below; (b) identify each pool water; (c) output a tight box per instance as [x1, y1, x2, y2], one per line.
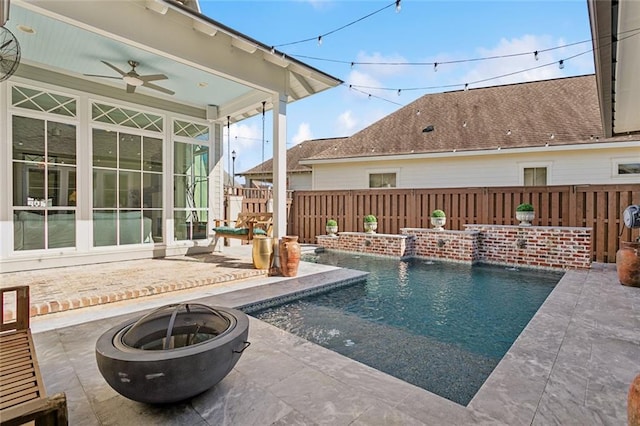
[250, 252, 564, 405]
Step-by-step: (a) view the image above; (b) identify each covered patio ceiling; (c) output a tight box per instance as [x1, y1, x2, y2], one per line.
[5, 0, 342, 123]
[588, 0, 640, 137]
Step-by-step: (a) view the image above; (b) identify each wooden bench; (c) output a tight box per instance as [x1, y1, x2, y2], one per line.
[1, 286, 68, 426]
[211, 212, 273, 245]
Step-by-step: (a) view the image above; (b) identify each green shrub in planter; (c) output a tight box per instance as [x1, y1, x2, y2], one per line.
[364, 215, 377, 223]
[326, 219, 337, 227]
[516, 203, 534, 212]
[431, 209, 446, 218]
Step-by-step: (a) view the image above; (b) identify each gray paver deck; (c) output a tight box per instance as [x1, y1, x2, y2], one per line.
[3, 247, 639, 425]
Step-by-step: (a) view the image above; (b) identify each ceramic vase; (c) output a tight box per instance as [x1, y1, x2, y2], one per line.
[616, 240, 640, 287]
[252, 236, 273, 270]
[630, 373, 640, 426]
[279, 235, 301, 277]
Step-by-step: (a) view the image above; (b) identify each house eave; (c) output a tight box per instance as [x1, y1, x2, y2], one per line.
[300, 140, 640, 165]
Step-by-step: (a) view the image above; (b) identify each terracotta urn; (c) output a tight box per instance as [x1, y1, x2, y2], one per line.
[630, 373, 640, 426]
[279, 235, 301, 277]
[616, 240, 640, 287]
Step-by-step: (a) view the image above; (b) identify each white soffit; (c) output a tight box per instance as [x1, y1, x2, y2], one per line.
[614, 0, 640, 134]
[8, 0, 341, 123]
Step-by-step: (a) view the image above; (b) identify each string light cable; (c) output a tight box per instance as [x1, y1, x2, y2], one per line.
[290, 25, 640, 69]
[273, 0, 401, 48]
[345, 27, 640, 98]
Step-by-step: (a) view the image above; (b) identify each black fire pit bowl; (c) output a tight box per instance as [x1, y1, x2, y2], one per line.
[95, 303, 250, 404]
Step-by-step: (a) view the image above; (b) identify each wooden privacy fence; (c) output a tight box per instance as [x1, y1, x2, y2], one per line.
[288, 184, 640, 263]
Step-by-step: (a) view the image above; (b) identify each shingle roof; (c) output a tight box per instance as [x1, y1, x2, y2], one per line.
[308, 74, 614, 161]
[241, 137, 348, 176]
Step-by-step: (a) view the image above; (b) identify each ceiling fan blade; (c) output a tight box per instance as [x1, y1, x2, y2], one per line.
[101, 60, 126, 76]
[142, 81, 175, 95]
[140, 74, 168, 82]
[83, 74, 122, 79]
[126, 84, 137, 94]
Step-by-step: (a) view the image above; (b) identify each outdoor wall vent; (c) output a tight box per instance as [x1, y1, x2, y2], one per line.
[422, 125, 435, 133]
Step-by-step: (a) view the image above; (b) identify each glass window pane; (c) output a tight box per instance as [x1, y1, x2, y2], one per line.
[619, 163, 640, 174]
[94, 210, 117, 246]
[174, 210, 189, 241]
[193, 178, 208, 209]
[48, 211, 75, 248]
[143, 137, 163, 172]
[13, 116, 45, 161]
[17, 210, 45, 250]
[93, 129, 117, 168]
[119, 171, 141, 208]
[143, 173, 162, 209]
[93, 170, 117, 208]
[48, 122, 76, 165]
[174, 142, 191, 174]
[119, 134, 141, 170]
[145, 210, 163, 243]
[174, 175, 188, 208]
[120, 211, 142, 245]
[194, 145, 209, 177]
[47, 165, 76, 207]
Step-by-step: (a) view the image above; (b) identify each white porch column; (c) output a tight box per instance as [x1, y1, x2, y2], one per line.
[272, 92, 287, 239]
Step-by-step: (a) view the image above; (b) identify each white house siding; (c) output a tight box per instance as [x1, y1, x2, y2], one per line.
[289, 172, 313, 191]
[311, 144, 640, 190]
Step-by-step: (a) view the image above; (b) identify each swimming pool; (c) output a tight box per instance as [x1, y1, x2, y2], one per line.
[250, 251, 564, 405]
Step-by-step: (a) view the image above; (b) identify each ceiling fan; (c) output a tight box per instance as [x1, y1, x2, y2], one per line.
[85, 60, 174, 95]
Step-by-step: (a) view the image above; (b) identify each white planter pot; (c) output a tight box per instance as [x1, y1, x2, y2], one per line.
[326, 225, 338, 236]
[516, 211, 535, 226]
[431, 217, 446, 230]
[364, 222, 377, 233]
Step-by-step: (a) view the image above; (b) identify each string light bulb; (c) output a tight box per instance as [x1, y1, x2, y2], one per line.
[317, 35, 322, 46]
[350, 62, 354, 69]
[416, 109, 421, 116]
[464, 83, 469, 92]
[434, 62, 438, 72]
[558, 60, 564, 69]
[395, 0, 401, 13]
[534, 51, 539, 61]
[507, 129, 511, 135]
[270, 46, 275, 54]
[397, 89, 401, 96]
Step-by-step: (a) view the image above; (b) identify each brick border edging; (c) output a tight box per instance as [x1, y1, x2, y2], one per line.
[2, 269, 268, 323]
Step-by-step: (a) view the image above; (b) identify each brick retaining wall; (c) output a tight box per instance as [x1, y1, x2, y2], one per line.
[316, 225, 592, 270]
[464, 225, 591, 270]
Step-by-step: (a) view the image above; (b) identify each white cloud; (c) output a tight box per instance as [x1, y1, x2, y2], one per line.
[336, 110, 358, 135]
[345, 69, 388, 99]
[292, 122, 313, 146]
[355, 51, 409, 77]
[459, 34, 592, 89]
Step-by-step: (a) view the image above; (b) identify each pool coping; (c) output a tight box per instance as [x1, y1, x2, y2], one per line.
[30, 259, 636, 425]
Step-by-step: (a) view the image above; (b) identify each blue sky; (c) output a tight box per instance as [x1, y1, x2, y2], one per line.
[199, 1, 595, 177]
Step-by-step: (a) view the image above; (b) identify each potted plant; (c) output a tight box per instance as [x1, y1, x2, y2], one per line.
[364, 214, 377, 233]
[430, 209, 446, 231]
[516, 203, 535, 226]
[326, 219, 338, 237]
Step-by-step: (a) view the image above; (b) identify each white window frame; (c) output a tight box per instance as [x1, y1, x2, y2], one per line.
[367, 168, 400, 188]
[518, 161, 552, 186]
[611, 157, 640, 178]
